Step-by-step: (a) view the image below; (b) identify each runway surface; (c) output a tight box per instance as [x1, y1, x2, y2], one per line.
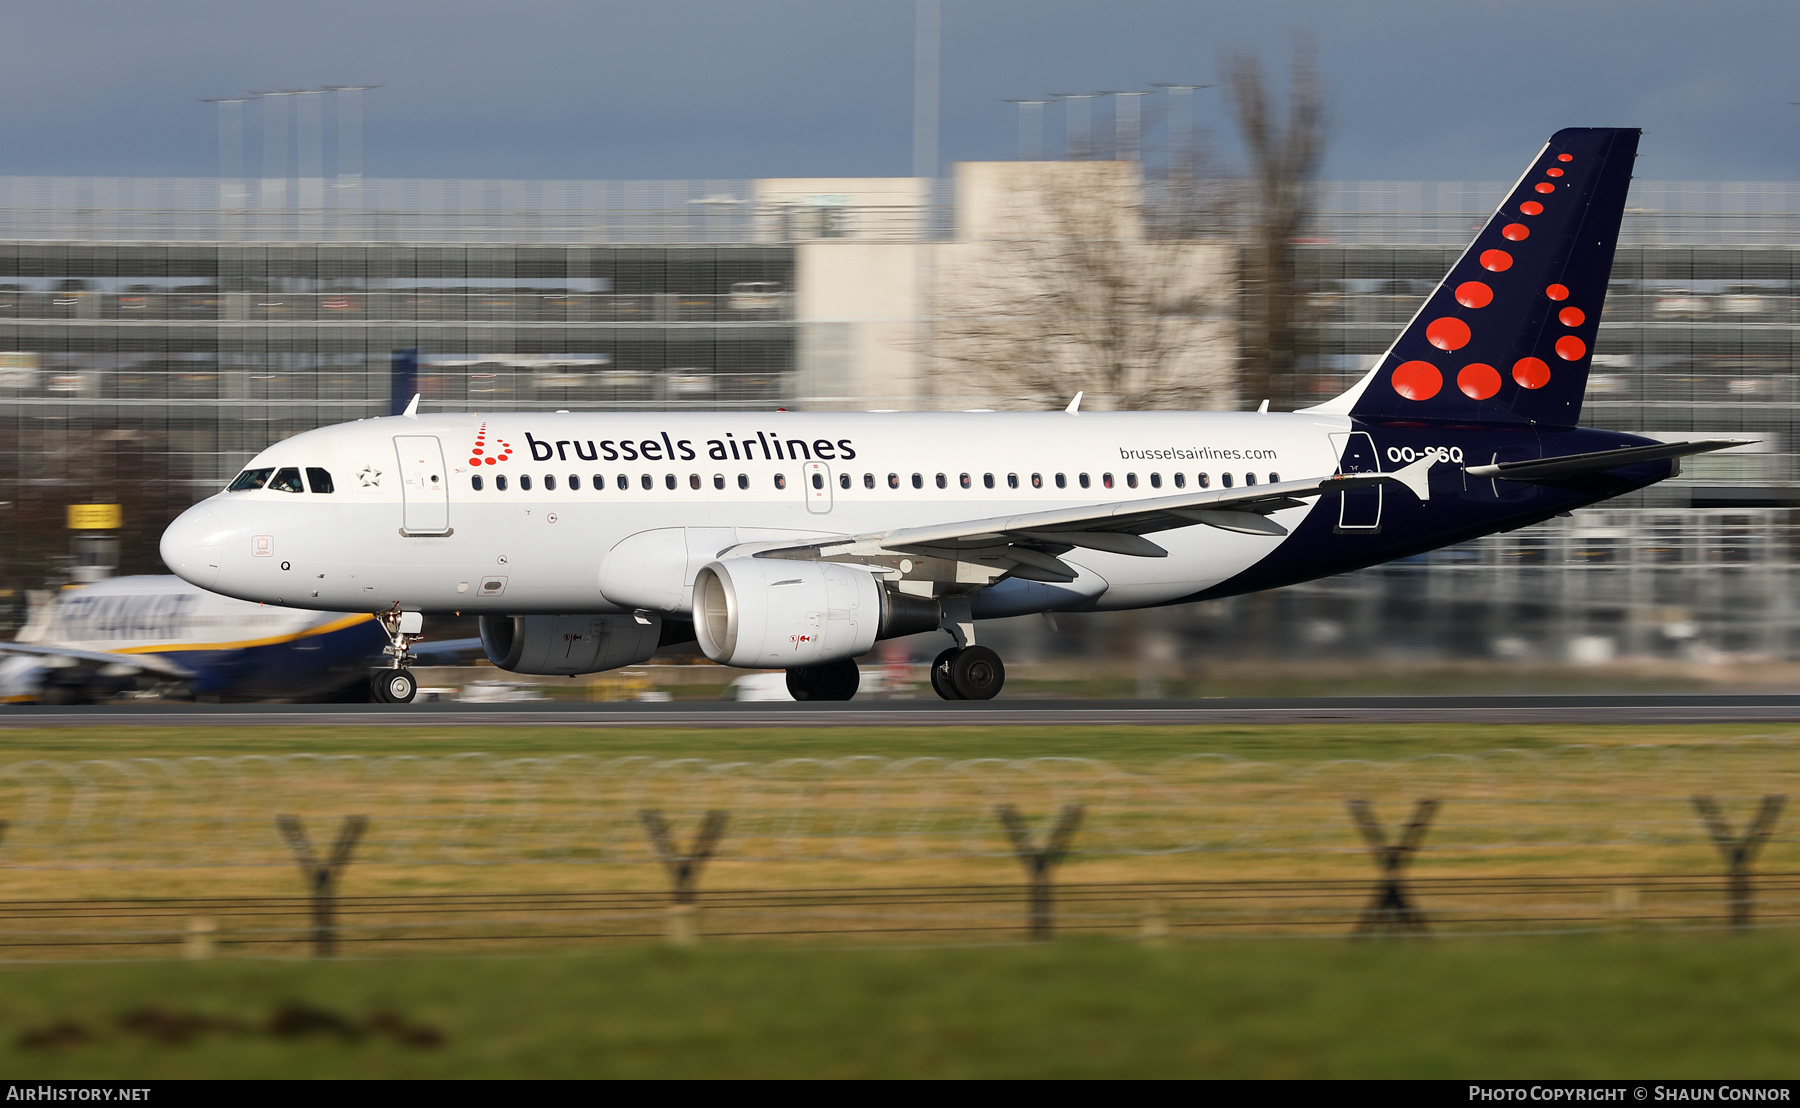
[7, 695, 1800, 728]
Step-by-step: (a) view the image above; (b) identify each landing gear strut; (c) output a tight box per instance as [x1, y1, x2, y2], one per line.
[930, 645, 1005, 701]
[371, 609, 423, 705]
[786, 658, 860, 702]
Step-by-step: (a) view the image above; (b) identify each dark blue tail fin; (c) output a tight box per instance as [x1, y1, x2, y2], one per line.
[1327, 127, 1640, 426]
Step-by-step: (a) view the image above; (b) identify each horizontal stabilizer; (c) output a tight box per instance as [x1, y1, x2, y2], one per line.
[1464, 439, 1753, 482]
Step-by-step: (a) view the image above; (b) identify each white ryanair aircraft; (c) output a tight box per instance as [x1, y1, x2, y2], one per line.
[0, 575, 389, 703]
[162, 128, 1742, 703]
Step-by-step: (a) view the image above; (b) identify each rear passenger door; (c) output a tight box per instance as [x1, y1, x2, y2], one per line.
[1329, 431, 1382, 532]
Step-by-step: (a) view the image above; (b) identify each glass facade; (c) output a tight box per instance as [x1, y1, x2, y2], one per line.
[0, 231, 792, 586]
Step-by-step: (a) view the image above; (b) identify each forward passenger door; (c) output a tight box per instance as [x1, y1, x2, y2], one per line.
[394, 435, 451, 535]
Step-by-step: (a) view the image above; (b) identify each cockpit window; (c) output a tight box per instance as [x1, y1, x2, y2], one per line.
[227, 468, 273, 491]
[305, 467, 335, 494]
[268, 467, 305, 493]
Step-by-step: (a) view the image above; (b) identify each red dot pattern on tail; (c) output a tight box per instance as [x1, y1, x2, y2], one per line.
[1391, 360, 1443, 401]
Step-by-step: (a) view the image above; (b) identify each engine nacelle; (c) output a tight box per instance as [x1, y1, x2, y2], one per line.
[694, 557, 936, 668]
[478, 613, 661, 676]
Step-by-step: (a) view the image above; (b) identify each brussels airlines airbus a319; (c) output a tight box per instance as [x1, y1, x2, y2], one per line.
[161, 128, 1743, 704]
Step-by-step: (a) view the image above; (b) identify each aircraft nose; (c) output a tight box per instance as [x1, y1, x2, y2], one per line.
[160, 504, 224, 589]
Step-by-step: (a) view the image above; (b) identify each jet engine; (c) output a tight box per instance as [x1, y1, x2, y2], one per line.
[692, 557, 939, 668]
[477, 613, 662, 676]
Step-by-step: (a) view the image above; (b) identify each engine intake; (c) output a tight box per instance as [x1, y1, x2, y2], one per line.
[477, 613, 662, 676]
[693, 558, 938, 668]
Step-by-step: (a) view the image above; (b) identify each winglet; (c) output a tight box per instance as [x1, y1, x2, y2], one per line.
[1065, 391, 1083, 414]
[1389, 452, 1436, 502]
[402, 393, 421, 418]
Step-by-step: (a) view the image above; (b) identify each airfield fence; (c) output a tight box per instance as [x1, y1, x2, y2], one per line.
[2, 741, 1800, 956]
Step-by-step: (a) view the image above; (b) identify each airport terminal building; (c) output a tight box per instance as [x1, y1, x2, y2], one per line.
[1, 170, 1797, 662]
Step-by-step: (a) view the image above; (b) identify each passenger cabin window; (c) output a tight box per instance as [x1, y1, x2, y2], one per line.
[912, 473, 923, 489]
[812, 473, 825, 490]
[1007, 473, 1018, 489]
[888, 473, 899, 489]
[1078, 474, 1089, 489]
[839, 473, 850, 489]
[863, 473, 874, 489]
[665, 474, 677, 490]
[1245, 473, 1256, 486]
[959, 473, 972, 489]
[1269, 472, 1280, 483]
[617, 475, 629, 490]
[737, 474, 749, 490]
[471, 474, 484, 491]
[774, 474, 787, 489]
[1126, 473, 1138, 489]
[497, 474, 509, 491]
[228, 468, 273, 492]
[269, 467, 305, 493]
[544, 474, 557, 491]
[1149, 473, 1161, 489]
[714, 474, 726, 490]
[983, 473, 995, 489]
[690, 474, 702, 489]
[569, 475, 581, 490]
[1031, 473, 1042, 488]
[305, 467, 335, 494]
[520, 474, 533, 491]
[593, 474, 603, 489]
[1222, 473, 1233, 488]
[1102, 473, 1114, 489]
[1198, 473, 1210, 488]
[936, 473, 947, 489]
[1174, 473, 1186, 488]
[640, 474, 652, 490]
[1055, 473, 1067, 488]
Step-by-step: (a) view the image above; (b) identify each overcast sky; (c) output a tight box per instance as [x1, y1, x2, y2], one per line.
[2, 1, 1795, 183]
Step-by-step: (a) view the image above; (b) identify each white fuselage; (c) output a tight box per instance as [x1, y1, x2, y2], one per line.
[162, 409, 1353, 619]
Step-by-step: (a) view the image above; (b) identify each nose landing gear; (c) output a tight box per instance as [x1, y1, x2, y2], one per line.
[371, 667, 418, 704]
[371, 608, 423, 705]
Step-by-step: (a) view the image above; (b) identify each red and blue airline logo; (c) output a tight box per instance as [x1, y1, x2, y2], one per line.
[468, 423, 515, 468]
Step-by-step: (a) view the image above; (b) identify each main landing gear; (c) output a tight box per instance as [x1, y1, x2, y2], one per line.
[930, 646, 1005, 701]
[370, 609, 423, 705]
[786, 658, 860, 701]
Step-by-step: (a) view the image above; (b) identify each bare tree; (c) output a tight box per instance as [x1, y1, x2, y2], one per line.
[929, 160, 1237, 411]
[1227, 39, 1326, 410]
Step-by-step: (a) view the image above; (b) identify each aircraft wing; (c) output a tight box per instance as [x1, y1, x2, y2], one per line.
[736, 454, 1436, 584]
[1463, 439, 1753, 482]
[0, 641, 197, 679]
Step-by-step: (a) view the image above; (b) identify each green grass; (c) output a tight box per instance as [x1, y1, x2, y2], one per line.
[2, 721, 1795, 766]
[1, 935, 1798, 1077]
